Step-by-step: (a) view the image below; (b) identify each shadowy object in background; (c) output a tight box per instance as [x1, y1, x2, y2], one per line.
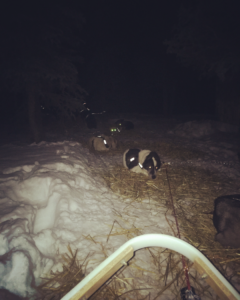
[115, 119, 134, 130]
[80, 103, 97, 129]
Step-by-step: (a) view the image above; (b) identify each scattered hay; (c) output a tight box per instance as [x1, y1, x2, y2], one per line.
[89, 272, 154, 300]
[36, 234, 193, 300]
[89, 246, 215, 300]
[39, 138, 239, 299]
[102, 164, 169, 203]
[101, 162, 240, 297]
[37, 245, 87, 300]
[165, 165, 240, 262]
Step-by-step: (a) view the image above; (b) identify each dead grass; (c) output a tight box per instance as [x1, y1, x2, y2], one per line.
[36, 245, 87, 300]
[38, 141, 240, 300]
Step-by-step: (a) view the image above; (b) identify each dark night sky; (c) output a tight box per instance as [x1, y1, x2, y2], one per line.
[80, 1, 179, 49]
[72, 0, 216, 114]
[1, 0, 238, 122]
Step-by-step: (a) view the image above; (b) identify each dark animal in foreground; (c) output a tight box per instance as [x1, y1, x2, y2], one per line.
[213, 194, 240, 248]
[123, 149, 161, 179]
[89, 135, 117, 151]
[115, 119, 134, 131]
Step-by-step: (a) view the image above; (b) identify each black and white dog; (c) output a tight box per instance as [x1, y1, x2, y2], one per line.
[213, 194, 240, 248]
[115, 119, 134, 131]
[123, 149, 161, 179]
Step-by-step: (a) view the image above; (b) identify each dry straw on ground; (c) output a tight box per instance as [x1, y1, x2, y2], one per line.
[100, 145, 240, 298]
[37, 245, 87, 300]
[38, 139, 240, 299]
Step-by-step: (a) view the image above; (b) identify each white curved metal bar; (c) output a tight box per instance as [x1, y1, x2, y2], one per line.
[61, 234, 240, 300]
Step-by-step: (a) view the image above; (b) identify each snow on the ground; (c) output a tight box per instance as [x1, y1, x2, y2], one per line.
[0, 140, 172, 299]
[0, 115, 239, 299]
[168, 119, 239, 138]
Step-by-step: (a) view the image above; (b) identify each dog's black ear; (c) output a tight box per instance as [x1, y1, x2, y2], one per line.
[150, 151, 161, 169]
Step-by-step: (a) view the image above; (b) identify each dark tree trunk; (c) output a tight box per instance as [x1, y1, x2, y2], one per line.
[27, 85, 43, 143]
